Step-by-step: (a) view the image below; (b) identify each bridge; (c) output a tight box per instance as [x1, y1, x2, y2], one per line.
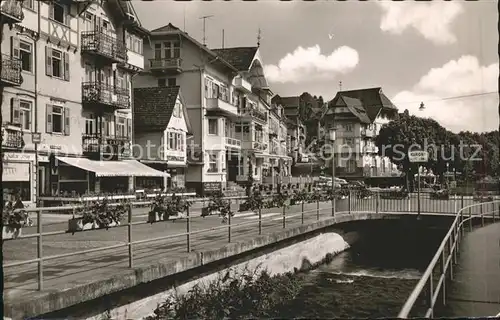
[3, 194, 499, 319]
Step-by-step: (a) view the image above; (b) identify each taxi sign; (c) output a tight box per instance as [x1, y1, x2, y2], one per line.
[32, 132, 41, 144]
[409, 150, 429, 163]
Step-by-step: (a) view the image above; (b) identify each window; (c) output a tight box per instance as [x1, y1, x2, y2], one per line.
[50, 2, 66, 25]
[85, 114, 96, 135]
[344, 124, 353, 132]
[212, 83, 219, 99]
[19, 100, 31, 131]
[23, 0, 34, 10]
[167, 78, 176, 87]
[205, 78, 212, 98]
[84, 12, 95, 32]
[19, 41, 32, 72]
[154, 43, 162, 60]
[167, 131, 175, 150]
[162, 41, 180, 59]
[208, 119, 218, 135]
[46, 105, 70, 135]
[126, 33, 143, 54]
[344, 138, 354, 146]
[208, 151, 218, 173]
[220, 85, 229, 102]
[46, 47, 69, 81]
[346, 159, 356, 173]
[116, 117, 126, 137]
[173, 102, 181, 118]
[158, 78, 166, 87]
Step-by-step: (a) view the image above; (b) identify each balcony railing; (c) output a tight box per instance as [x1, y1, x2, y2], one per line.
[239, 107, 267, 122]
[82, 82, 130, 109]
[1, 54, 22, 86]
[82, 134, 131, 159]
[0, 0, 24, 23]
[225, 137, 241, 149]
[81, 31, 127, 63]
[1, 125, 24, 149]
[149, 58, 182, 73]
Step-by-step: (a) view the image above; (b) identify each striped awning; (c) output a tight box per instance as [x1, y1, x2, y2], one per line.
[56, 156, 169, 177]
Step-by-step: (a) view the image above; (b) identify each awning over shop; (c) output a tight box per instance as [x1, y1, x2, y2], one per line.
[56, 157, 170, 177]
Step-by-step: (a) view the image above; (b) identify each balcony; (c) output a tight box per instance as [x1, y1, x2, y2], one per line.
[225, 137, 241, 149]
[253, 141, 267, 152]
[81, 31, 127, 63]
[1, 54, 22, 86]
[1, 124, 24, 150]
[149, 58, 182, 74]
[206, 98, 238, 116]
[0, 0, 24, 24]
[82, 134, 131, 160]
[82, 82, 130, 110]
[233, 76, 252, 92]
[187, 147, 204, 165]
[239, 108, 267, 123]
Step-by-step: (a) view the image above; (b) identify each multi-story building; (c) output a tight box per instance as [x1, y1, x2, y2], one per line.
[322, 87, 400, 180]
[1, 0, 160, 205]
[133, 23, 276, 195]
[133, 86, 192, 190]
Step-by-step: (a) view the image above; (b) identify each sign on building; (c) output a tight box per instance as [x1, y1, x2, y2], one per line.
[408, 151, 429, 163]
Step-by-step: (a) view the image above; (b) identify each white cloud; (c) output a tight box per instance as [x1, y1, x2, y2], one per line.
[264, 45, 359, 84]
[377, 1, 463, 45]
[391, 56, 498, 133]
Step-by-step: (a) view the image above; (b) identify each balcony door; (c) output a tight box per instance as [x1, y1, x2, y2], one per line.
[85, 63, 95, 82]
[83, 12, 96, 32]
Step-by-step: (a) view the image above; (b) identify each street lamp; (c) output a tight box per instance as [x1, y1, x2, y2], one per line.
[329, 127, 336, 216]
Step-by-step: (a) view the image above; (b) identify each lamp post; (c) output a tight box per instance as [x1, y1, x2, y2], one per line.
[329, 127, 336, 216]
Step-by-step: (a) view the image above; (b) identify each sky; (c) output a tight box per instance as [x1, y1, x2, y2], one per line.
[133, 0, 499, 134]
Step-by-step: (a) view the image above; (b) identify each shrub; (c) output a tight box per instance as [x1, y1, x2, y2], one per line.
[203, 191, 234, 223]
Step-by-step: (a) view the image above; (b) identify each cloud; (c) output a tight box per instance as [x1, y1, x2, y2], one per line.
[391, 56, 498, 133]
[264, 45, 359, 84]
[377, 1, 463, 45]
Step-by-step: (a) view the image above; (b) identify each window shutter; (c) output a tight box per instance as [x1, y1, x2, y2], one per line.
[48, 3, 54, 20]
[10, 36, 20, 59]
[46, 105, 53, 133]
[45, 46, 52, 76]
[126, 118, 132, 138]
[11, 97, 21, 124]
[64, 107, 70, 135]
[63, 52, 70, 81]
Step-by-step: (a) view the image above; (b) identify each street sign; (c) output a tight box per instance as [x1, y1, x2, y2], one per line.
[408, 150, 429, 163]
[32, 132, 41, 144]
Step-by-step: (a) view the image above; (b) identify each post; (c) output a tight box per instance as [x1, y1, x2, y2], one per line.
[428, 275, 434, 318]
[376, 191, 379, 214]
[448, 236, 454, 280]
[186, 206, 191, 252]
[316, 199, 319, 220]
[469, 206, 472, 231]
[37, 209, 43, 290]
[258, 207, 262, 234]
[128, 205, 133, 267]
[301, 201, 304, 224]
[417, 169, 421, 218]
[441, 250, 446, 306]
[480, 203, 484, 227]
[35, 143, 39, 207]
[348, 188, 352, 214]
[282, 205, 286, 229]
[228, 202, 232, 242]
[460, 195, 464, 210]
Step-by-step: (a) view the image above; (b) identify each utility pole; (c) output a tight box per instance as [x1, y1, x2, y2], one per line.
[199, 15, 213, 46]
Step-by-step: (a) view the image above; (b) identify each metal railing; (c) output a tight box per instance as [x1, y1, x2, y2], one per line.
[0, 0, 24, 22]
[398, 200, 500, 318]
[82, 82, 130, 109]
[81, 31, 127, 62]
[3, 190, 497, 294]
[1, 125, 24, 149]
[149, 57, 182, 71]
[82, 133, 131, 157]
[1, 54, 22, 86]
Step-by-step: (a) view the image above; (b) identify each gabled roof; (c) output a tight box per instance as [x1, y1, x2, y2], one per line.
[211, 47, 258, 71]
[134, 86, 183, 132]
[107, 0, 148, 36]
[341, 96, 371, 123]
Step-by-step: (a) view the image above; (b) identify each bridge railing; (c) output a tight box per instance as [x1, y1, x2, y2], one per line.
[398, 200, 500, 318]
[2, 190, 495, 294]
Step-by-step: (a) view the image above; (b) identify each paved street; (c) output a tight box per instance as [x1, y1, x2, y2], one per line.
[2, 196, 490, 305]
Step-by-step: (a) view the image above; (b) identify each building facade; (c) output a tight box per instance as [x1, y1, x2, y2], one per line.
[133, 23, 283, 195]
[0, 0, 161, 205]
[323, 87, 400, 180]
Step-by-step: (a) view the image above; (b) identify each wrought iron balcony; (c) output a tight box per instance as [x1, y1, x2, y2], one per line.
[82, 82, 130, 109]
[1, 54, 22, 86]
[240, 107, 267, 123]
[81, 31, 127, 63]
[149, 58, 182, 74]
[82, 134, 130, 159]
[0, 0, 24, 24]
[1, 124, 24, 150]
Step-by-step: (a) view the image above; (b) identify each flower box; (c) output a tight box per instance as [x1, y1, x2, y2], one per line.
[67, 217, 121, 232]
[2, 226, 22, 240]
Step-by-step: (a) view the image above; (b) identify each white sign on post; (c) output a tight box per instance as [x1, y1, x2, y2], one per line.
[408, 150, 429, 163]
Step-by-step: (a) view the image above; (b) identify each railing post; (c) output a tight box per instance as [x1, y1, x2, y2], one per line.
[480, 203, 484, 227]
[128, 205, 133, 268]
[440, 250, 446, 306]
[316, 199, 320, 221]
[37, 208, 43, 291]
[460, 195, 464, 210]
[301, 201, 304, 224]
[258, 207, 262, 235]
[228, 201, 232, 242]
[448, 236, 454, 280]
[348, 189, 352, 214]
[282, 205, 286, 229]
[331, 197, 335, 217]
[376, 191, 379, 214]
[186, 206, 191, 252]
[469, 207, 472, 232]
[428, 275, 434, 318]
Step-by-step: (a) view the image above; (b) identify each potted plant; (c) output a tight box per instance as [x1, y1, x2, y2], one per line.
[2, 201, 32, 240]
[68, 198, 127, 232]
[202, 191, 234, 223]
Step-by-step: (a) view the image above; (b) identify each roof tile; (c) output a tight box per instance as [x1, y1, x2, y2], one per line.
[133, 86, 180, 131]
[211, 47, 258, 71]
